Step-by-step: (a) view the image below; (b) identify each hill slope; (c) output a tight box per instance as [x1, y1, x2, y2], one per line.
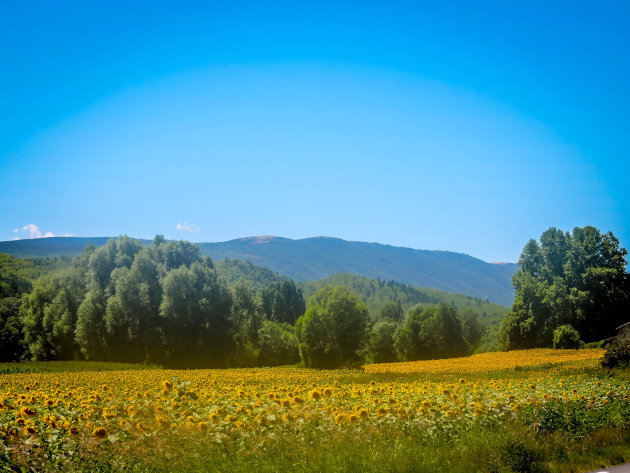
[0, 253, 71, 296]
[214, 258, 288, 292]
[201, 237, 517, 306]
[213, 263, 508, 326]
[0, 237, 151, 257]
[301, 273, 509, 326]
[0, 236, 518, 306]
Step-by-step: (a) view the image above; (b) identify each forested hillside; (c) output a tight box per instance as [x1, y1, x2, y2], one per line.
[213, 260, 508, 325]
[0, 235, 517, 305]
[0, 253, 71, 297]
[0, 237, 133, 257]
[215, 258, 288, 291]
[201, 237, 517, 305]
[302, 273, 509, 327]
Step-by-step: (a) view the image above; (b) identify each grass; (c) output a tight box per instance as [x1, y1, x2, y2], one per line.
[0, 360, 161, 374]
[20, 410, 627, 473]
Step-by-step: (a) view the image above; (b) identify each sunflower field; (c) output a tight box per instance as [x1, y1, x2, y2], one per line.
[1, 348, 629, 472]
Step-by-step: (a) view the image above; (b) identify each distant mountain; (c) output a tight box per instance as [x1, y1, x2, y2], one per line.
[0, 235, 518, 306]
[200, 237, 517, 306]
[0, 237, 150, 258]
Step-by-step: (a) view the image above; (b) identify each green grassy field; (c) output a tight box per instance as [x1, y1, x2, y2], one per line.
[0, 361, 160, 375]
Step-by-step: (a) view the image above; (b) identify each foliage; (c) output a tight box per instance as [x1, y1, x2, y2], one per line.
[366, 320, 398, 363]
[160, 262, 233, 367]
[394, 303, 468, 361]
[296, 286, 369, 368]
[0, 253, 71, 298]
[229, 281, 264, 366]
[459, 308, 486, 348]
[19, 236, 237, 367]
[0, 297, 24, 362]
[601, 342, 630, 369]
[302, 273, 509, 326]
[505, 226, 629, 349]
[257, 320, 300, 366]
[215, 258, 287, 291]
[0, 360, 159, 374]
[261, 280, 305, 324]
[552, 324, 583, 349]
[379, 301, 403, 322]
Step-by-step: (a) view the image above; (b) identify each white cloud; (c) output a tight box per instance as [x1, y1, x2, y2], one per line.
[176, 222, 201, 233]
[12, 224, 75, 239]
[22, 224, 43, 238]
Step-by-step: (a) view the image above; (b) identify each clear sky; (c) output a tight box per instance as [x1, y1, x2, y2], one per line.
[1, 1, 628, 262]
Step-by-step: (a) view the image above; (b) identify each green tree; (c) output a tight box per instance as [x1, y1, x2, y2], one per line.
[0, 297, 24, 361]
[257, 320, 300, 366]
[261, 281, 305, 324]
[367, 320, 399, 363]
[394, 303, 467, 361]
[379, 301, 403, 322]
[75, 288, 108, 360]
[552, 324, 583, 349]
[160, 262, 233, 367]
[459, 309, 485, 351]
[230, 281, 263, 366]
[20, 278, 57, 360]
[105, 248, 164, 363]
[296, 286, 369, 368]
[505, 226, 629, 349]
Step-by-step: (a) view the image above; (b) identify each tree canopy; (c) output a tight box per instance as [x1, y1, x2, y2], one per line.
[504, 226, 629, 349]
[296, 286, 369, 368]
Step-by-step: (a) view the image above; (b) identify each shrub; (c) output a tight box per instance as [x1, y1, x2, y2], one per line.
[552, 325, 583, 349]
[601, 342, 630, 369]
[502, 441, 543, 473]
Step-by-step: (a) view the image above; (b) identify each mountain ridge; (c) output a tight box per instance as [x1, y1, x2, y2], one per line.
[0, 235, 518, 306]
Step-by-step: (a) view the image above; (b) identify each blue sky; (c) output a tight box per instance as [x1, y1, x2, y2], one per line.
[1, 1, 628, 262]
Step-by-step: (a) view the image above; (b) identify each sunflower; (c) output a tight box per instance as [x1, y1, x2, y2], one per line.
[20, 406, 36, 417]
[92, 427, 108, 439]
[24, 425, 37, 436]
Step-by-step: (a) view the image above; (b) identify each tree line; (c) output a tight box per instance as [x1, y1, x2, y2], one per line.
[2, 225, 627, 368]
[8, 236, 305, 367]
[1, 235, 489, 367]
